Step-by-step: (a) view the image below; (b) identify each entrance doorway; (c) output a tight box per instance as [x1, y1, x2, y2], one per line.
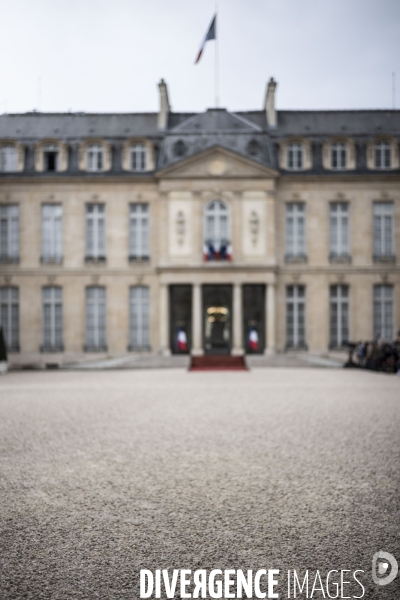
[202, 285, 232, 355]
[170, 285, 192, 354]
[243, 284, 266, 354]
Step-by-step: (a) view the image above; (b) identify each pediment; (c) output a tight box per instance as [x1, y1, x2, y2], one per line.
[157, 146, 278, 179]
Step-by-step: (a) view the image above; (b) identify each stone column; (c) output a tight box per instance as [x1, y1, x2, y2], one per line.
[232, 283, 244, 355]
[191, 283, 203, 355]
[266, 283, 276, 354]
[159, 283, 170, 355]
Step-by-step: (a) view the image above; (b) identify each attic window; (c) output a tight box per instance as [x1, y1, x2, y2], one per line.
[247, 140, 260, 156]
[43, 145, 59, 172]
[174, 140, 186, 157]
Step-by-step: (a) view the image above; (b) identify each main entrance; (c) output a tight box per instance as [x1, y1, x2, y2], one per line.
[203, 285, 232, 355]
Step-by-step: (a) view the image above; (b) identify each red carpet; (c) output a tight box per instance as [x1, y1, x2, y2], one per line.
[189, 355, 247, 371]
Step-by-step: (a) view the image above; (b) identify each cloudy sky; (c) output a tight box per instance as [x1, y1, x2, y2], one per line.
[1, 0, 399, 114]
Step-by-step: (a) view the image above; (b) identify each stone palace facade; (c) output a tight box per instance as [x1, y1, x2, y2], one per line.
[0, 79, 399, 366]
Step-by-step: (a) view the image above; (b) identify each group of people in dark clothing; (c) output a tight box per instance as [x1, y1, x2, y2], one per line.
[345, 332, 400, 374]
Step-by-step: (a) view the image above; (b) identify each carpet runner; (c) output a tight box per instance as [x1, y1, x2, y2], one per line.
[189, 355, 247, 371]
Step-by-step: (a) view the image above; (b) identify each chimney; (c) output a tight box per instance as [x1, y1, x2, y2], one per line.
[158, 79, 170, 130]
[265, 77, 277, 128]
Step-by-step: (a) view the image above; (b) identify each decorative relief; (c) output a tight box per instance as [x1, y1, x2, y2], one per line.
[208, 159, 226, 176]
[47, 275, 57, 284]
[249, 211, 260, 245]
[176, 211, 186, 245]
[91, 274, 100, 284]
[292, 274, 301, 282]
[3, 275, 12, 284]
[136, 275, 144, 285]
[336, 273, 345, 282]
[380, 272, 389, 282]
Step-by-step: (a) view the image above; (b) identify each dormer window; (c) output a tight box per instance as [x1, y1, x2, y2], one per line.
[43, 144, 59, 172]
[87, 144, 103, 172]
[287, 143, 303, 170]
[130, 144, 146, 172]
[374, 142, 391, 169]
[0, 145, 17, 172]
[331, 142, 347, 170]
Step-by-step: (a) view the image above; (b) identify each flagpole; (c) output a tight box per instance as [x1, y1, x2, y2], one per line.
[215, 3, 219, 107]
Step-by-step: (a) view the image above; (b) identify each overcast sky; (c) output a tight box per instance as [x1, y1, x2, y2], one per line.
[1, 0, 400, 114]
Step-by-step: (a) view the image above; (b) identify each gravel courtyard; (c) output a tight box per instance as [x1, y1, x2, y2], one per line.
[1, 368, 399, 599]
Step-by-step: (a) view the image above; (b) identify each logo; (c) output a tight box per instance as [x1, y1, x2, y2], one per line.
[372, 551, 398, 586]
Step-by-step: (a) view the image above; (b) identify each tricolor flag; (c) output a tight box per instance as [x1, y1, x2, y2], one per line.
[248, 329, 259, 352]
[195, 14, 217, 64]
[176, 329, 188, 352]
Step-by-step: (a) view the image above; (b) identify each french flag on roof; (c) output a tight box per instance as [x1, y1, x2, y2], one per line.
[195, 14, 217, 64]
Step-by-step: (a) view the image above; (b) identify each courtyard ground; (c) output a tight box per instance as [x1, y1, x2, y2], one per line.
[0, 368, 399, 599]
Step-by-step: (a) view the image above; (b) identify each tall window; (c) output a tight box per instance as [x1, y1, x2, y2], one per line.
[287, 143, 303, 170]
[130, 144, 147, 172]
[85, 204, 106, 260]
[286, 285, 306, 349]
[0, 146, 17, 172]
[373, 202, 393, 260]
[374, 142, 391, 169]
[42, 204, 63, 263]
[85, 287, 106, 351]
[329, 202, 349, 260]
[373, 285, 393, 340]
[42, 287, 63, 351]
[0, 205, 19, 262]
[204, 200, 231, 261]
[0, 287, 19, 351]
[43, 144, 59, 172]
[129, 286, 150, 350]
[87, 144, 103, 172]
[331, 142, 347, 170]
[129, 204, 149, 261]
[329, 285, 349, 348]
[285, 203, 306, 260]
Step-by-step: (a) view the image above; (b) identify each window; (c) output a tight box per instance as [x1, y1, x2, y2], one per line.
[0, 205, 19, 262]
[87, 144, 103, 172]
[85, 287, 106, 351]
[43, 144, 59, 172]
[204, 200, 232, 261]
[329, 285, 349, 348]
[130, 144, 147, 172]
[85, 204, 106, 261]
[329, 203, 350, 261]
[0, 146, 17, 172]
[285, 203, 306, 261]
[129, 286, 150, 350]
[286, 285, 306, 349]
[374, 142, 391, 169]
[373, 202, 394, 261]
[287, 143, 303, 170]
[42, 204, 63, 263]
[129, 204, 149, 261]
[0, 287, 19, 351]
[373, 285, 393, 341]
[331, 142, 347, 170]
[174, 140, 186, 157]
[42, 287, 63, 351]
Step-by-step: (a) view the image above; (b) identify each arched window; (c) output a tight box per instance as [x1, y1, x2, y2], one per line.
[287, 142, 303, 170]
[331, 142, 347, 170]
[374, 142, 391, 169]
[130, 144, 147, 172]
[86, 144, 103, 172]
[0, 145, 17, 172]
[203, 200, 232, 261]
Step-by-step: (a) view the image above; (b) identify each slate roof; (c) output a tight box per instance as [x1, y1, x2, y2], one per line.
[0, 113, 160, 140]
[0, 106, 399, 175]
